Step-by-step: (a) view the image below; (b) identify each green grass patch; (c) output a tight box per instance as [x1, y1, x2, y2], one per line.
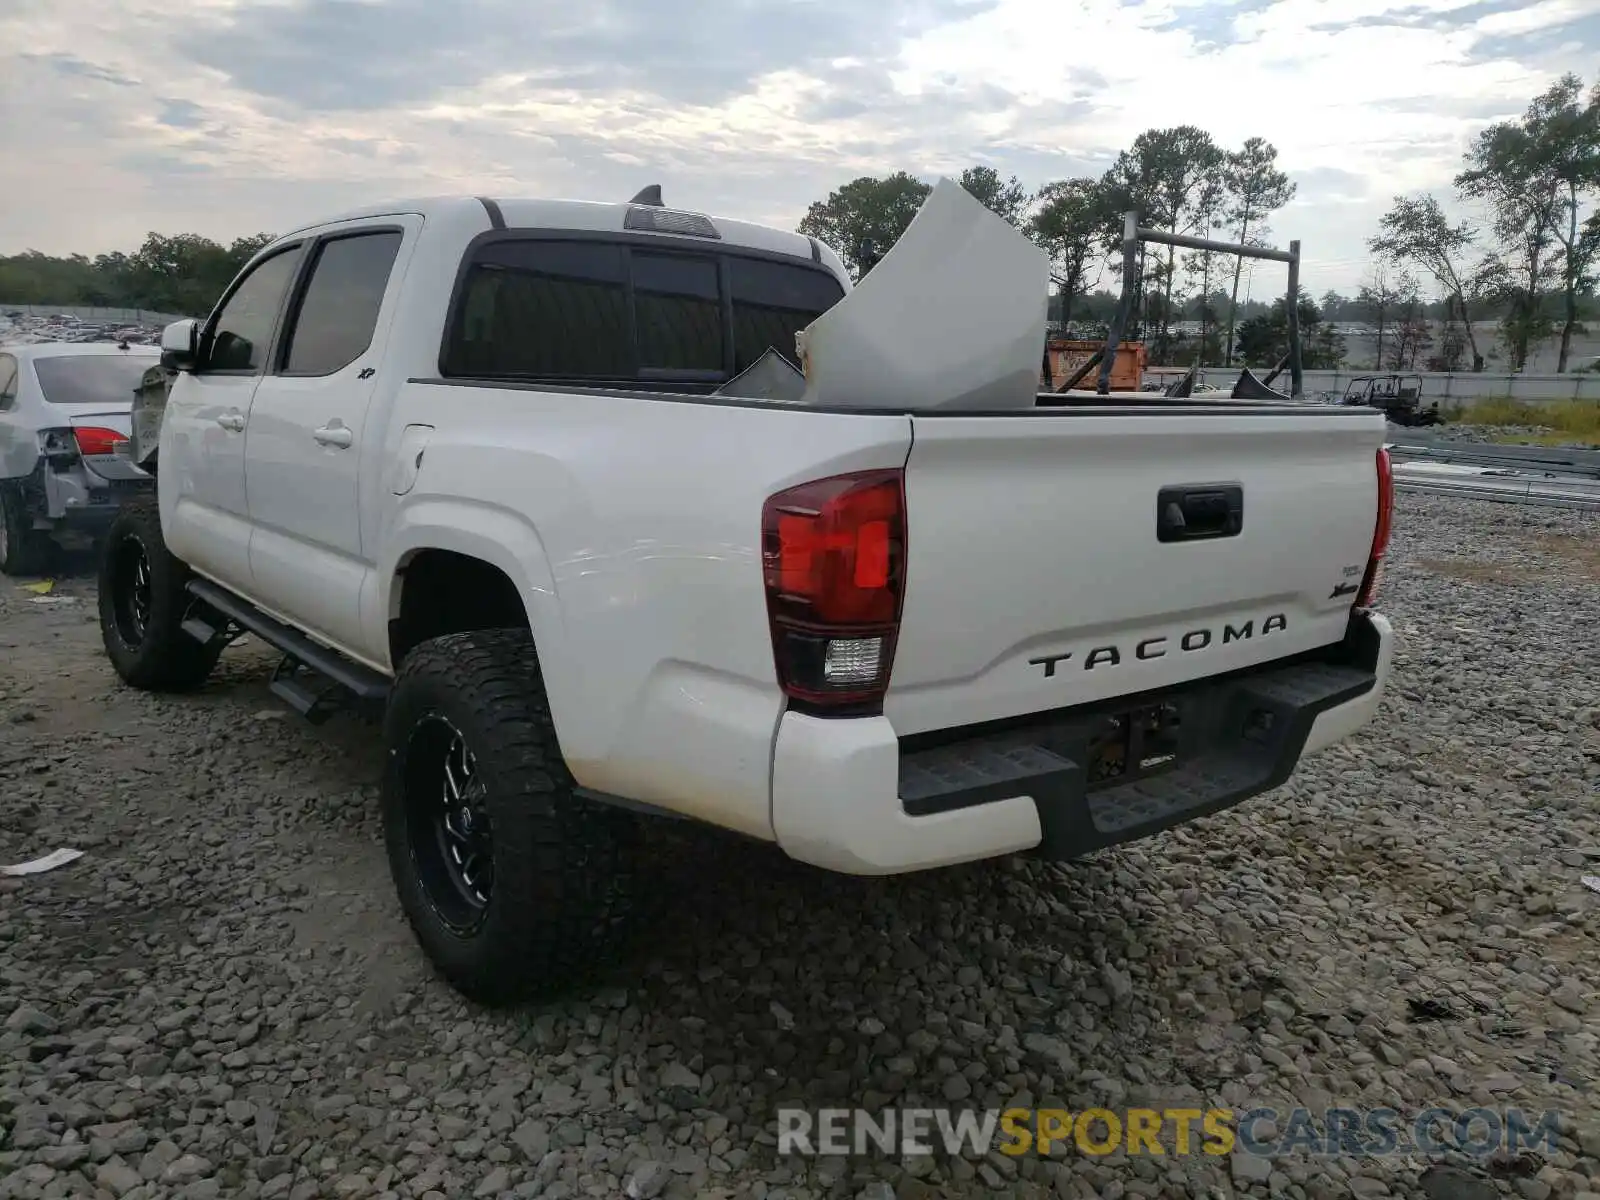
[1448, 397, 1600, 445]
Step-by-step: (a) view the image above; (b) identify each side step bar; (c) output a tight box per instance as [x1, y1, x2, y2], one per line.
[185, 579, 390, 721]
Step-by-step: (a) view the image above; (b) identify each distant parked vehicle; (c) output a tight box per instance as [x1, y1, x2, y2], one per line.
[0, 341, 158, 574]
[1341, 374, 1441, 427]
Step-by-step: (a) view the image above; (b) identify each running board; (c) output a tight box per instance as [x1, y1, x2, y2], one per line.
[181, 616, 224, 648]
[185, 579, 391, 708]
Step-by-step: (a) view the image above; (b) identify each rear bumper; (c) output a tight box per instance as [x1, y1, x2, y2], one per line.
[771, 609, 1392, 875]
[30, 459, 150, 530]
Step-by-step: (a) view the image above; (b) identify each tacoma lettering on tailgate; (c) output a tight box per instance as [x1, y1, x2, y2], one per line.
[1028, 614, 1288, 677]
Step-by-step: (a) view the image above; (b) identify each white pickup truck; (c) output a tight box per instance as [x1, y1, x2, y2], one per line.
[98, 190, 1395, 1004]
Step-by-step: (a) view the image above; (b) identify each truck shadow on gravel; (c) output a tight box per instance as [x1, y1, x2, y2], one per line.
[261, 685, 1135, 1070]
[6, 541, 101, 583]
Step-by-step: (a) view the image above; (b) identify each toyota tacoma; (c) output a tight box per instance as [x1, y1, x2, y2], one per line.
[97, 188, 1396, 1004]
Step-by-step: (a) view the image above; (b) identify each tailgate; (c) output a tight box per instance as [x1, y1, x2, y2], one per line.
[885, 407, 1387, 735]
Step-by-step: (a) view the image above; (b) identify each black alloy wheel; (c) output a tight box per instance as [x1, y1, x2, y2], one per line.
[404, 714, 495, 932]
[110, 533, 153, 647]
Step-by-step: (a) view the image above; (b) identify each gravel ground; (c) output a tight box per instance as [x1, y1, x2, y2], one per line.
[1415, 423, 1597, 451]
[1, 496, 1597, 1200]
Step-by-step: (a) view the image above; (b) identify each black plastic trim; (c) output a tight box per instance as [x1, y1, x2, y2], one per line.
[896, 611, 1384, 860]
[475, 197, 506, 230]
[186, 579, 390, 701]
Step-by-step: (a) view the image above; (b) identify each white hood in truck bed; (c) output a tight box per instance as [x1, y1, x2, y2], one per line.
[796, 177, 1049, 412]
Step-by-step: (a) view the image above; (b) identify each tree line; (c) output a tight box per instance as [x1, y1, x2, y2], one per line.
[1367, 73, 1599, 374]
[802, 75, 1600, 373]
[0, 232, 274, 317]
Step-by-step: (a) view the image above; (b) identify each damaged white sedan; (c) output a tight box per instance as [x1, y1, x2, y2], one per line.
[0, 341, 157, 575]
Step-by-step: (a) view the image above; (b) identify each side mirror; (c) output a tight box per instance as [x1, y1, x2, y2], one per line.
[160, 319, 201, 372]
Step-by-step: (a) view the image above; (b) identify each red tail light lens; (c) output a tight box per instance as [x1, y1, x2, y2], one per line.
[73, 426, 129, 458]
[762, 469, 906, 709]
[1355, 447, 1393, 609]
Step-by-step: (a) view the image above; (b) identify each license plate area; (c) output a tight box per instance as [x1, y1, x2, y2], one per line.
[1085, 701, 1184, 789]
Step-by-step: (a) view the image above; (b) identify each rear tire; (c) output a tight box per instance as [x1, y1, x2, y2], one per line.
[97, 494, 221, 691]
[382, 628, 640, 1005]
[0, 486, 49, 577]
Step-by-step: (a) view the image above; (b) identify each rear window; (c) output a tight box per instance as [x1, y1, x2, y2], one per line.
[441, 237, 844, 384]
[728, 256, 846, 373]
[32, 354, 155, 407]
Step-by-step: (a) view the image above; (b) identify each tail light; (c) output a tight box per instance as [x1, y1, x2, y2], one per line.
[1355, 447, 1394, 608]
[73, 427, 129, 457]
[761, 469, 906, 710]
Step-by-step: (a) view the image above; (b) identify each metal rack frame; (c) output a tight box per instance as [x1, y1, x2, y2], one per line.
[1093, 211, 1303, 398]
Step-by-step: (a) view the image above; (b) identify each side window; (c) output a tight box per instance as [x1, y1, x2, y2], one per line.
[281, 231, 404, 376]
[205, 248, 302, 373]
[444, 241, 629, 379]
[729, 257, 845, 372]
[632, 252, 722, 372]
[0, 355, 17, 410]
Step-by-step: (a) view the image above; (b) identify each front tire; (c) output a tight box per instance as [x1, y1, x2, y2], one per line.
[382, 628, 640, 1005]
[97, 495, 221, 691]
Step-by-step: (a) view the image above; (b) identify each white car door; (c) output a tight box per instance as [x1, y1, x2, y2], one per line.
[160, 242, 306, 587]
[243, 218, 418, 656]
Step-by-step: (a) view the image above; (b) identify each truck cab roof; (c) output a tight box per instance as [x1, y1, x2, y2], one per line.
[283, 194, 846, 285]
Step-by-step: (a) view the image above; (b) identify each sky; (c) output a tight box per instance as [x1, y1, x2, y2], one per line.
[0, 0, 1594, 295]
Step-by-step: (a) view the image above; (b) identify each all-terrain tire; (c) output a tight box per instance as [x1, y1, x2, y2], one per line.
[382, 628, 641, 1005]
[98, 494, 222, 691]
[0, 485, 49, 577]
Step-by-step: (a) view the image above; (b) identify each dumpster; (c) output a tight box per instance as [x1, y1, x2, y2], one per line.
[1044, 339, 1147, 392]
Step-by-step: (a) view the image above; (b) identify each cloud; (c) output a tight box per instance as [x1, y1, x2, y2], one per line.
[179, 0, 1002, 112]
[156, 99, 208, 130]
[1468, 5, 1600, 69]
[0, 0, 1594, 294]
[25, 51, 140, 88]
[1150, 0, 1280, 51]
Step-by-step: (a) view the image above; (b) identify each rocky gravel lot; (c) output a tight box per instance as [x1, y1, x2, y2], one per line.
[1408, 423, 1598, 452]
[1, 495, 1597, 1200]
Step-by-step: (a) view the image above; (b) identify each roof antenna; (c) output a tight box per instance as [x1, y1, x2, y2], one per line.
[629, 184, 663, 207]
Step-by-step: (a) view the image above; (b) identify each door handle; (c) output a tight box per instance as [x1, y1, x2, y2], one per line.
[1156, 484, 1243, 542]
[216, 413, 245, 432]
[314, 424, 354, 449]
